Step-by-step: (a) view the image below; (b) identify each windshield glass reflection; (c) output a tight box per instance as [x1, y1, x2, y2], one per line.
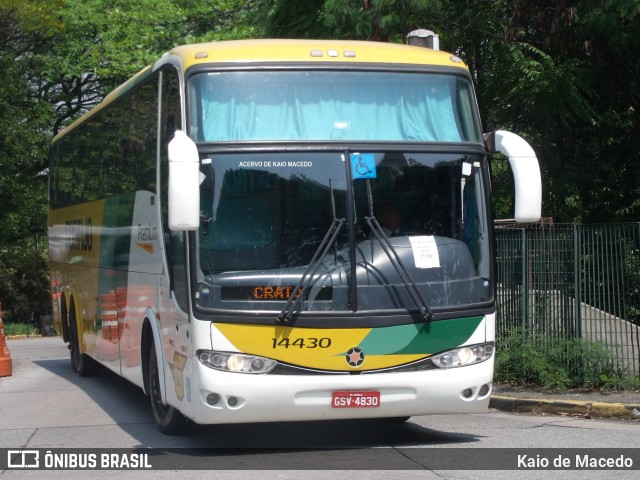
[195, 152, 491, 315]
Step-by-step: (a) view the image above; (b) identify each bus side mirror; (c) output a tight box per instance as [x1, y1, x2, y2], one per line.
[485, 130, 542, 223]
[168, 130, 200, 230]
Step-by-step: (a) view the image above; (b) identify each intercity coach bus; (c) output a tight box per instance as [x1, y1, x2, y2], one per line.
[48, 33, 541, 433]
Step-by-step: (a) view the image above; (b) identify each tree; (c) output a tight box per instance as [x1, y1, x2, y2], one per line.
[259, 0, 640, 223]
[0, 0, 262, 321]
[44, 0, 263, 135]
[0, 1, 59, 321]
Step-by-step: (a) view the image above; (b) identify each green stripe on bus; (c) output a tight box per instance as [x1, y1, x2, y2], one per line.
[356, 316, 484, 355]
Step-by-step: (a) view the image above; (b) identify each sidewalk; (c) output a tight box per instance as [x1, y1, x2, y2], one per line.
[490, 383, 640, 420]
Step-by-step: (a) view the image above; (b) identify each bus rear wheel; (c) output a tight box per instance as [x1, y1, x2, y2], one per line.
[69, 302, 97, 377]
[148, 339, 185, 434]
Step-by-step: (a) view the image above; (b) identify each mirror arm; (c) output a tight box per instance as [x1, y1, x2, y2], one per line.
[485, 130, 542, 223]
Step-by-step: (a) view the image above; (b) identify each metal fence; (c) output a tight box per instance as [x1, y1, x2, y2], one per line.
[495, 222, 640, 380]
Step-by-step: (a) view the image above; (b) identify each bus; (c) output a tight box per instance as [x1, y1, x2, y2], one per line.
[48, 33, 541, 434]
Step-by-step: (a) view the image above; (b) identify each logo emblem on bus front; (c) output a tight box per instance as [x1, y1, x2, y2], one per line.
[345, 347, 365, 368]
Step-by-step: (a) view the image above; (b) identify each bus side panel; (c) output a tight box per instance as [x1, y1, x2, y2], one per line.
[91, 193, 137, 374]
[120, 191, 164, 389]
[48, 201, 106, 360]
[111, 190, 196, 421]
[48, 194, 142, 375]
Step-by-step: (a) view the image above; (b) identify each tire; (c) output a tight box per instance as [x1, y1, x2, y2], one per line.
[69, 302, 97, 377]
[148, 339, 185, 435]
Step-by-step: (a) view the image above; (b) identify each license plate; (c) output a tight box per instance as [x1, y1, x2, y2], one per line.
[331, 391, 380, 408]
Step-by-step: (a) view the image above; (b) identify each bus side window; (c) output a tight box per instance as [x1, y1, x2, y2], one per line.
[461, 178, 480, 266]
[170, 232, 189, 309]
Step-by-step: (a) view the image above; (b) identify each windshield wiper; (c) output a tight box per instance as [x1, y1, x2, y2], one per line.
[277, 181, 344, 323]
[364, 181, 433, 322]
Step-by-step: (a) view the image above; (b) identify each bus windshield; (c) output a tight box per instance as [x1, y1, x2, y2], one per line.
[188, 71, 481, 143]
[195, 152, 492, 315]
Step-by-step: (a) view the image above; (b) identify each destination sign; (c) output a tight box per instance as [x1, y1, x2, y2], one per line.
[220, 286, 332, 301]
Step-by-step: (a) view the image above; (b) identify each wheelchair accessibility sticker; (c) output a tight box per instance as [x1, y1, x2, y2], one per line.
[351, 153, 377, 179]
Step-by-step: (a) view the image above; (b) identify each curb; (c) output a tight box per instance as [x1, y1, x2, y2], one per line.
[490, 395, 640, 420]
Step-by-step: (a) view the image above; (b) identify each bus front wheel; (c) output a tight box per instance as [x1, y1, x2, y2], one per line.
[148, 339, 185, 434]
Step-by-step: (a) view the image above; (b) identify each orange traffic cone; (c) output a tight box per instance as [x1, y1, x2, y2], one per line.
[0, 304, 13, 377]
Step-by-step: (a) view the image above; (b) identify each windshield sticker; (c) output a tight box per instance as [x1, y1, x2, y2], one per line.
[350, 153, 376, 179]
[238, 160, 313, 168]
[409, 236, 440, 269]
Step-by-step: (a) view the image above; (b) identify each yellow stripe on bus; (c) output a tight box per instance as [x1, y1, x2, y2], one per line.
[215, 323, 427, 371]
[171, 39, 468, 70]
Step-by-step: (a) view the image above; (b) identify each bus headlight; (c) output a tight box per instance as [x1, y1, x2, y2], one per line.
[197, 350, 277, 374]
[430, 343, 494, 369]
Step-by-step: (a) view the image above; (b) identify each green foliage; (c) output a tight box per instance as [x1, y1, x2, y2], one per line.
[495, 327, 638, 391]
[322, 0, 442, 41]
[0, 239, 49, 323]
[0, 0, 262, 321]
[0, 0, 56, 262]
[258, 0, 326, 38]
[49, 0, 257, 81]
[260, 0, 443, 41]
[2, 322, 40, 337]
[46, 0, 261, 133]
[260, 0, 640, 223]
[623, 242, 640, 322]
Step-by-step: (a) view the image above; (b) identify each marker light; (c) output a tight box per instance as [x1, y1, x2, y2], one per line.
[430, 343, 494, 369]
[197, 350, 277, 374]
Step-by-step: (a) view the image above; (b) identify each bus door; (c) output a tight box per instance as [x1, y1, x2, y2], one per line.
[157, 230, 194, 418]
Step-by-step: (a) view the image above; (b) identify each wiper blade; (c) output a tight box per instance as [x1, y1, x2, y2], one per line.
[277, 182, 344, 323]
[364, 182, 433, 322]
[365, 216, 433, 321]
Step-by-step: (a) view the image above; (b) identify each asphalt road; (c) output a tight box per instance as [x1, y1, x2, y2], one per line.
[1, 337, 639, 480]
